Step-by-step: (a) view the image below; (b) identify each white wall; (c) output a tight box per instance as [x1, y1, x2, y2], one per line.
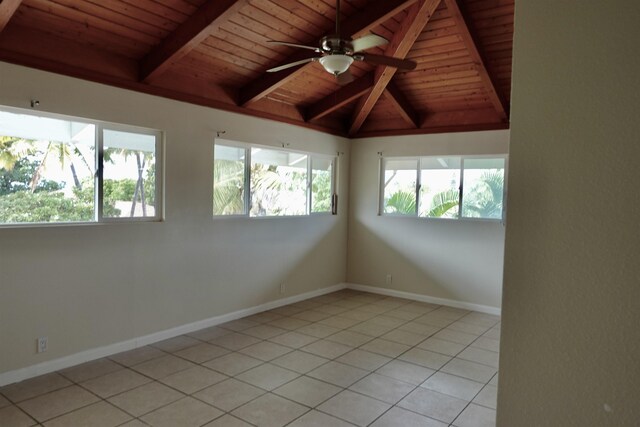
[347, 130, 509, 310]
[0, 62, 350, 375]
[499, 1, 640, 425]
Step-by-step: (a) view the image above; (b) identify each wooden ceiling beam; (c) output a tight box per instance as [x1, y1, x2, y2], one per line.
[238, 0, 418, 107]
[140, 0, 249, 83]
[384, 81, 420, 128]
[0, 0, 22, 32]
[349, 0, 441, 135]
[305, 73, 374, 122]
[442, 0, 508, 121]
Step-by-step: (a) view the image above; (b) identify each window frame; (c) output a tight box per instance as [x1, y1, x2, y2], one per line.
[213, 139, 337, 218]
[0, 105, 164, 227]
[379, 154, 508, 222]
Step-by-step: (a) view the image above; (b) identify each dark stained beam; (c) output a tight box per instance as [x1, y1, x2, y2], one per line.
[305, 73, 374, 122]
[140, 0, 249, 83]
[239, 0, 418, 107]
[349, 0, 441, 135]
[442, 0, 508, 121]
[384, 81, 420, 128]
[0, 0, 22, 32]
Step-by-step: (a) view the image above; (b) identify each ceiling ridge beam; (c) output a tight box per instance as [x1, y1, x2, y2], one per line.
[349, 0, 442, 135]
[238, 0, 418, 107]
[140, 0, 249, 83]
[384, 81, 420, 128]
[442, 0, 508, 121]
[0, 0, 22, 33]
[305, 73, 374, 122]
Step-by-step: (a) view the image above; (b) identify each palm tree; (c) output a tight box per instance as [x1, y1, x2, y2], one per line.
[385, 190, 416, 214]
[462, 170, 504, 218]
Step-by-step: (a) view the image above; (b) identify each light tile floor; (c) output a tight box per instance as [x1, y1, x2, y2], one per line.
[0, 290, 500, 427]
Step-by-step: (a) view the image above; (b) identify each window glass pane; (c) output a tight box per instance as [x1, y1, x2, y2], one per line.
[311, 156, 332, 213]
[0, 110, 95, 224]
[419, 157, 460, 218]
[103, 129, 156, 218]
[213, 144, 246, 215]
[250, 148, 307, 216]
[462, 158, 505, 219]
[383, 158, 418, 215]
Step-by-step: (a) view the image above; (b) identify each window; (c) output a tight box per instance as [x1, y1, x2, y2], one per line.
[213, 141, 336, 217]
[0, 107, 162, 225]
[381, 155, 506, 220]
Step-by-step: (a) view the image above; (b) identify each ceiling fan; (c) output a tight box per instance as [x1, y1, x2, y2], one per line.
[266, 0, 417, 84]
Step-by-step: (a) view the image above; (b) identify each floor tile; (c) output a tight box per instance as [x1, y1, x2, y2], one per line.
[0, 394, 9, 408]
[336, 349, 391, 371]
[360, 338, 410, 358]
[398, 322, 441, 336]
[313, 305, 349, 316]
[203, 414, 253, 426]
[80, 368, 151, 398]
[317, 390, 390, 427]
[447, 322, 489, 336]
[287, 409, 354, 426]
[0, 405, 37, 427]
[235, 363, 299, 391]
[349, 373, 414, 404]
[398, 388, 467, 424]
[245, 312, 284, 324]
[107, 382, 183, 417]
[193, 378, 264, 412]
[325, 330, 373, 347]
[301, 340, 353, 359]
[18, 385, 99, 423]
[0, 373, 72, 403]
[268, 331, 318, 349]
[59, 358, 123, 383]
[307, 361, 369, 388]
[296, 323, 341, 339]
[159, 366, 227, 394]
[318, 316, 361, 329]
[42, 401, 130, 427]
[483, 328, 501, 340]
[151, 336, 201, 353]
[470, 337, 500, 353]
[291, 310, 332, 322]
[381, 329, 427, 346]
[421, 372, 484, 401]
[187, 326, 231, 342]
[267, 317, 311, 331]
[202, 352, 263, 376]
[339, 309, 377, 321]
[432, 330, 477, 346]
[131, 354, 196, 379]
[399, 348, 451, 370]
[457, 347, 500, 368]
[413, 314, 454, 328]
[109, 346, 165, 367]
[242, 324, 288, 339]
[273, 376, 341, 407]
[239, 341, 292, 361]
[370, 407, 447, 427]
[174, 343, 230, 364]
[232, 393, 307, 427]
[376, 360, 434, 385]
[418, 337, 466, 356]
[140, 397, 222, 427]
[348, 321, 394, 337]
[119, 420, 148, 427]
[271, 350, 329, 374]
[219, 318, 260, 332]
[473, 384, 497, 409]
[453, 403, 496, 427]
[384, 308, 423, 321]
[270, 306, 306, 316]
[440, 358, 497, 383]
[209, 332, 262, 351]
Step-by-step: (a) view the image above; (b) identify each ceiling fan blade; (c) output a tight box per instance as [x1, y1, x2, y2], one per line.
[267, 41, 319, 51]
[352, 34, 388, 52]
[356, 53, 417, 71]
[336, 69, 354, 85]
[267, 57, 318, 73]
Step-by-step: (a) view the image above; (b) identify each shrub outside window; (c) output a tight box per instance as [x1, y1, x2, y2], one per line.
[0, 106, 162, 225]
[213, 141, 336, 217]
[381, 155, 506, 221]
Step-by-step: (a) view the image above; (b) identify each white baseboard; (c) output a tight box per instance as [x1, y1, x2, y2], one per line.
[345, 283, 502, 316]
[0, 283, 347, 387]
[1, 281, 499, 386]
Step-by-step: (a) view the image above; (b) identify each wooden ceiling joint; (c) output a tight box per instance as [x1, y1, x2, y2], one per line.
[384, 81, 420, 128]
[140, 0, 250, 83]
[238, 0, 418, 107]
[305, 73, 374, 122]
[349, 0, 442, 135]
[442, 0, 508, 121]
[0, 0, 22, 33]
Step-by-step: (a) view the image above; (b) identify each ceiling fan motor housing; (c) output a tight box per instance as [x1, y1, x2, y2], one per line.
[320, 35, 354, 54]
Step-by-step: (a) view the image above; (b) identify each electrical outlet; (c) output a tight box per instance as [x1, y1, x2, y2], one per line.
[279, 283, 286, 294]
[37, 337, 48, 353]
[385, 274, 392, 286]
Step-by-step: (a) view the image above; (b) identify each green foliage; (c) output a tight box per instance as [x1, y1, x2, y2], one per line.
[213, 159, 245, 215]
[311, 170, 332, 213]
[462, 170, 504, 219]
[385, 190, 417, 215]
[0, 191, 93, 223]
[426, 189, 459, 218]
[0, 158, 63, 196]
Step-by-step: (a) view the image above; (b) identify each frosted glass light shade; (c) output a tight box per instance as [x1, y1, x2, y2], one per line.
[319, 54, 354, 75]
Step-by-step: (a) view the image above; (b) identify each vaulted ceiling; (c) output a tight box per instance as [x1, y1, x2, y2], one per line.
[0, 0, 514, 137]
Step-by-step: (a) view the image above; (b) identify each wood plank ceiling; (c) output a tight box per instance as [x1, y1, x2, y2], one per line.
[0, 0, 514, 138]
